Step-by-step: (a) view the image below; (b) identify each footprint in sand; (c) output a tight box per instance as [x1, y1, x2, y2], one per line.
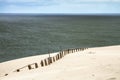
[88, 52, 95, 54]
[107, 77, 116, 80]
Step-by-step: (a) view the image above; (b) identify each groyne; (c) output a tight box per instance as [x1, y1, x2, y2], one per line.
[4, 48, 88, 76]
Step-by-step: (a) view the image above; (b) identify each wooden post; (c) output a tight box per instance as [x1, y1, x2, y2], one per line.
[60, 52, 62, 58]
[55, 55, 58, 61]
[16, 69, 20, 72]
[28, 65, 32, 70]
[48, 58, 50, 65]
[53, 57, 55, 62]
[44, 59, 47, 66]
[35, 63, 38, 68]
[48, 57, 52, 64]
[68, 49, 69, 54]
[41, 60, 44, 67]
[5, 74, 8, 76]
[57, 54, 60, 60]
[50, 57, 52, 63]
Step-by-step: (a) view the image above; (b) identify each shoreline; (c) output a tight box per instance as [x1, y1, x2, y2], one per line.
[1, 45, 119, 63]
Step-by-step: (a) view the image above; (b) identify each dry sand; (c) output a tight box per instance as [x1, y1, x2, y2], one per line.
[0, 45, 120, 80]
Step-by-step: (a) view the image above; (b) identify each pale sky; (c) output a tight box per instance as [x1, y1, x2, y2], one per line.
[0, 0, 120, 14]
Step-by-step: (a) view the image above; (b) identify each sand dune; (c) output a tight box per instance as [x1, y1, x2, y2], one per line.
[0, 45, 120, 80]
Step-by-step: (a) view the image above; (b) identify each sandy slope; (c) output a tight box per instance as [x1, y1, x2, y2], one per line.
[0, 45, 120, 80]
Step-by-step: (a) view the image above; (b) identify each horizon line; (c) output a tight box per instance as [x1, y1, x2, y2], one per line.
[0, 13, 120, 16]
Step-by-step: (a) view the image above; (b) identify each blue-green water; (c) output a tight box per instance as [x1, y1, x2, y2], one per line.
[0, 15, 120, 62]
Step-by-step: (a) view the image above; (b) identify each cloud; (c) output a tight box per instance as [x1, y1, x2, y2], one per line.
[0, 0, 120, 7]
[2, 2, 119, 13]
[0, 0, 58, 7]
[1, 0, 120, 4]
[0, 0, 120, 13]
[63, 0, 120, 2]
[0, 0, 41, 3]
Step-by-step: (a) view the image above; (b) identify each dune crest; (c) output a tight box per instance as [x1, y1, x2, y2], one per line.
[0, 45, 120, 80]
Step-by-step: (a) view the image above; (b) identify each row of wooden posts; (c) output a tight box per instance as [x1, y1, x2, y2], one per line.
[13, 48, 88, 73]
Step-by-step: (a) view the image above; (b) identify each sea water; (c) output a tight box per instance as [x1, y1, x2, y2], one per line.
[0, 14, 120, 62]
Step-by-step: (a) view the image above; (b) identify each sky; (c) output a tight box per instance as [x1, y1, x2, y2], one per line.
[0, 0, 120, 14]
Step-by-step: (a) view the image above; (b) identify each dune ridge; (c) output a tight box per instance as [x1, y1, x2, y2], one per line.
[0, 45, 120, 80]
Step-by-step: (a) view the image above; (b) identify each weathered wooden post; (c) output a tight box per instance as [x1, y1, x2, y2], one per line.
[60, 52, 62, 58]
[28, 65, 32, 70]
[50, 57, 52, 63]
[68, 49, 69, 54]
[44, 59, 48, 66]
[48, 57, 50, 65]
[16, 69, 20, 72]
[53, 57, 55, 62]
[48, 57, 52, 65]
[48, 52, 52, 65]
[5, 74, 8, 76]
[35, 63, 38, 68]
[41, 60, 44, 67]
[55, 55, 58, 61]
[57, 54, 60, 60]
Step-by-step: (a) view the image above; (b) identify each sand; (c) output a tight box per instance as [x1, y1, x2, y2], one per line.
[0, 45, 120, 80]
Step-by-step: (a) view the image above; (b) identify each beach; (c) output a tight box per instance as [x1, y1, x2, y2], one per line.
[0, 45, 120, 80]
